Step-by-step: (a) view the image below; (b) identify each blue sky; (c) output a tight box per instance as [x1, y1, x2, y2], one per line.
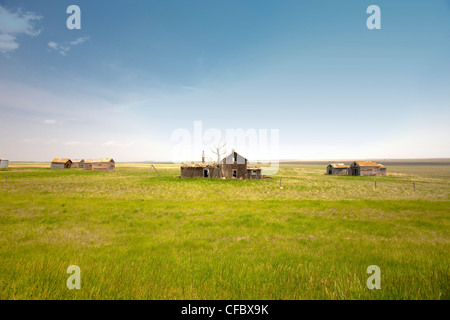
[0, 0, 449, 161]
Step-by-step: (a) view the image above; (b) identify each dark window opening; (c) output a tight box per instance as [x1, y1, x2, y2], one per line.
[203, 169, 209, 178]
[232, 169, 237, 178]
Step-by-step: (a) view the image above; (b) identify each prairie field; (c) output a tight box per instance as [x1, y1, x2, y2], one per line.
[0, 162, 449, 299]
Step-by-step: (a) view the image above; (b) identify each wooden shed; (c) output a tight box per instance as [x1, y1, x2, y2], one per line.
[71, 159, 85, 168]
[51, 158, 72, 169]
[349, 161, 387, 176]
[326, 163, 349, 175]
[0, 159, 9, 169]
[247, 166, 262, 179]
[91, 158, 115, 171]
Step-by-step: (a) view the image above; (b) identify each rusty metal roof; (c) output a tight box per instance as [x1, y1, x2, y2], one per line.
[354, 161, 381, 167]
[92, 158, 114, 163]
[82, 158, 113, 163]
[247, 166, 261, 170]
[52, 158, 71, 163]
[329, 163, 348, 169]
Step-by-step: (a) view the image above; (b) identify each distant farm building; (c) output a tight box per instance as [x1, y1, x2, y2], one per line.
[181, 150, 262, 179]
[83, 160, 93, 170]
[91, 158, 115, 171]
[349, 161, 387, 176]
[51, 158, 72, 169]
[0, 159, 9, 169]
[326, 163, 349, 175]
[71, 159, 85, 168]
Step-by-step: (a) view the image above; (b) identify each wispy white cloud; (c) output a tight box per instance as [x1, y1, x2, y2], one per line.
[70, 36, 89, 45]
[0, 4, 42, 53]
[48, 36, 89, 56]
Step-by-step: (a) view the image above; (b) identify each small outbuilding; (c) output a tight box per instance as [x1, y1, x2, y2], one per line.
[51, 158, 72, 169]
[326, 163, 349, 175]
[91, 158, 115, 171]
[0, 159, 9, 169]
[349, 161, 387, 176]
[247, 166, 262, 179]
[71, 159, 85, 168]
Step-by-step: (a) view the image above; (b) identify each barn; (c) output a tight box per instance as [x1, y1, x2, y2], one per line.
[180, 150, 262, 179]
[91, 158, 115, 171]
[326, 163, 349, 175]
[51, 158, 72, 169]
[71, 159, 85, 168]
[0, 159, 9, 169]
[349, 161, 387, 176]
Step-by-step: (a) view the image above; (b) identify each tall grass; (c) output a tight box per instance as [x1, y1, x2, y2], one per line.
[0, 164, 448, 299]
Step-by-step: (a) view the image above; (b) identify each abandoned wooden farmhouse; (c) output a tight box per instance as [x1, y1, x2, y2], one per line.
[0, 159, 9, 169]
[71, 159, 85, 168]
[83, 158, 115, 171]
[326, 163, 348, 175]
[326, 161, 387, 176]
[349, 161, 386, 176]
[181, 150, 262, 179]
[50, 158, 72, 169]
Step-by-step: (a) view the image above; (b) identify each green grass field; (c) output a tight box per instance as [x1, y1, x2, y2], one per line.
[0, 163, 449, 299]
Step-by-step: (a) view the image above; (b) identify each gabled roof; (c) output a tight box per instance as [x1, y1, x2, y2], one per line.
[52, 158, 71, 163]
[328, 163, 348, 169]
[71, 159, 85, 163]
[222, 151, 247, 164]
[354, 161, 380, 167]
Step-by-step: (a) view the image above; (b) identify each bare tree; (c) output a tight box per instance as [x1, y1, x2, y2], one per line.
[210, 136, 226, 163]
[210, 135, 226, 177]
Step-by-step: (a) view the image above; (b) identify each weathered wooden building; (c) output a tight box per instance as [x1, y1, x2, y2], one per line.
[247, 165, 262, 179]
[326, 163, 349, 175]
[180, 162, 222, 178]
[349, 161, 387, 176]
[83, 159, 93, 170]
[180, 150, 262, 179]
[91, 158, 115, 171]
[71, 159, 85, 168]
[0, 159, 9, 169]
[51, 158, 72, 169]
